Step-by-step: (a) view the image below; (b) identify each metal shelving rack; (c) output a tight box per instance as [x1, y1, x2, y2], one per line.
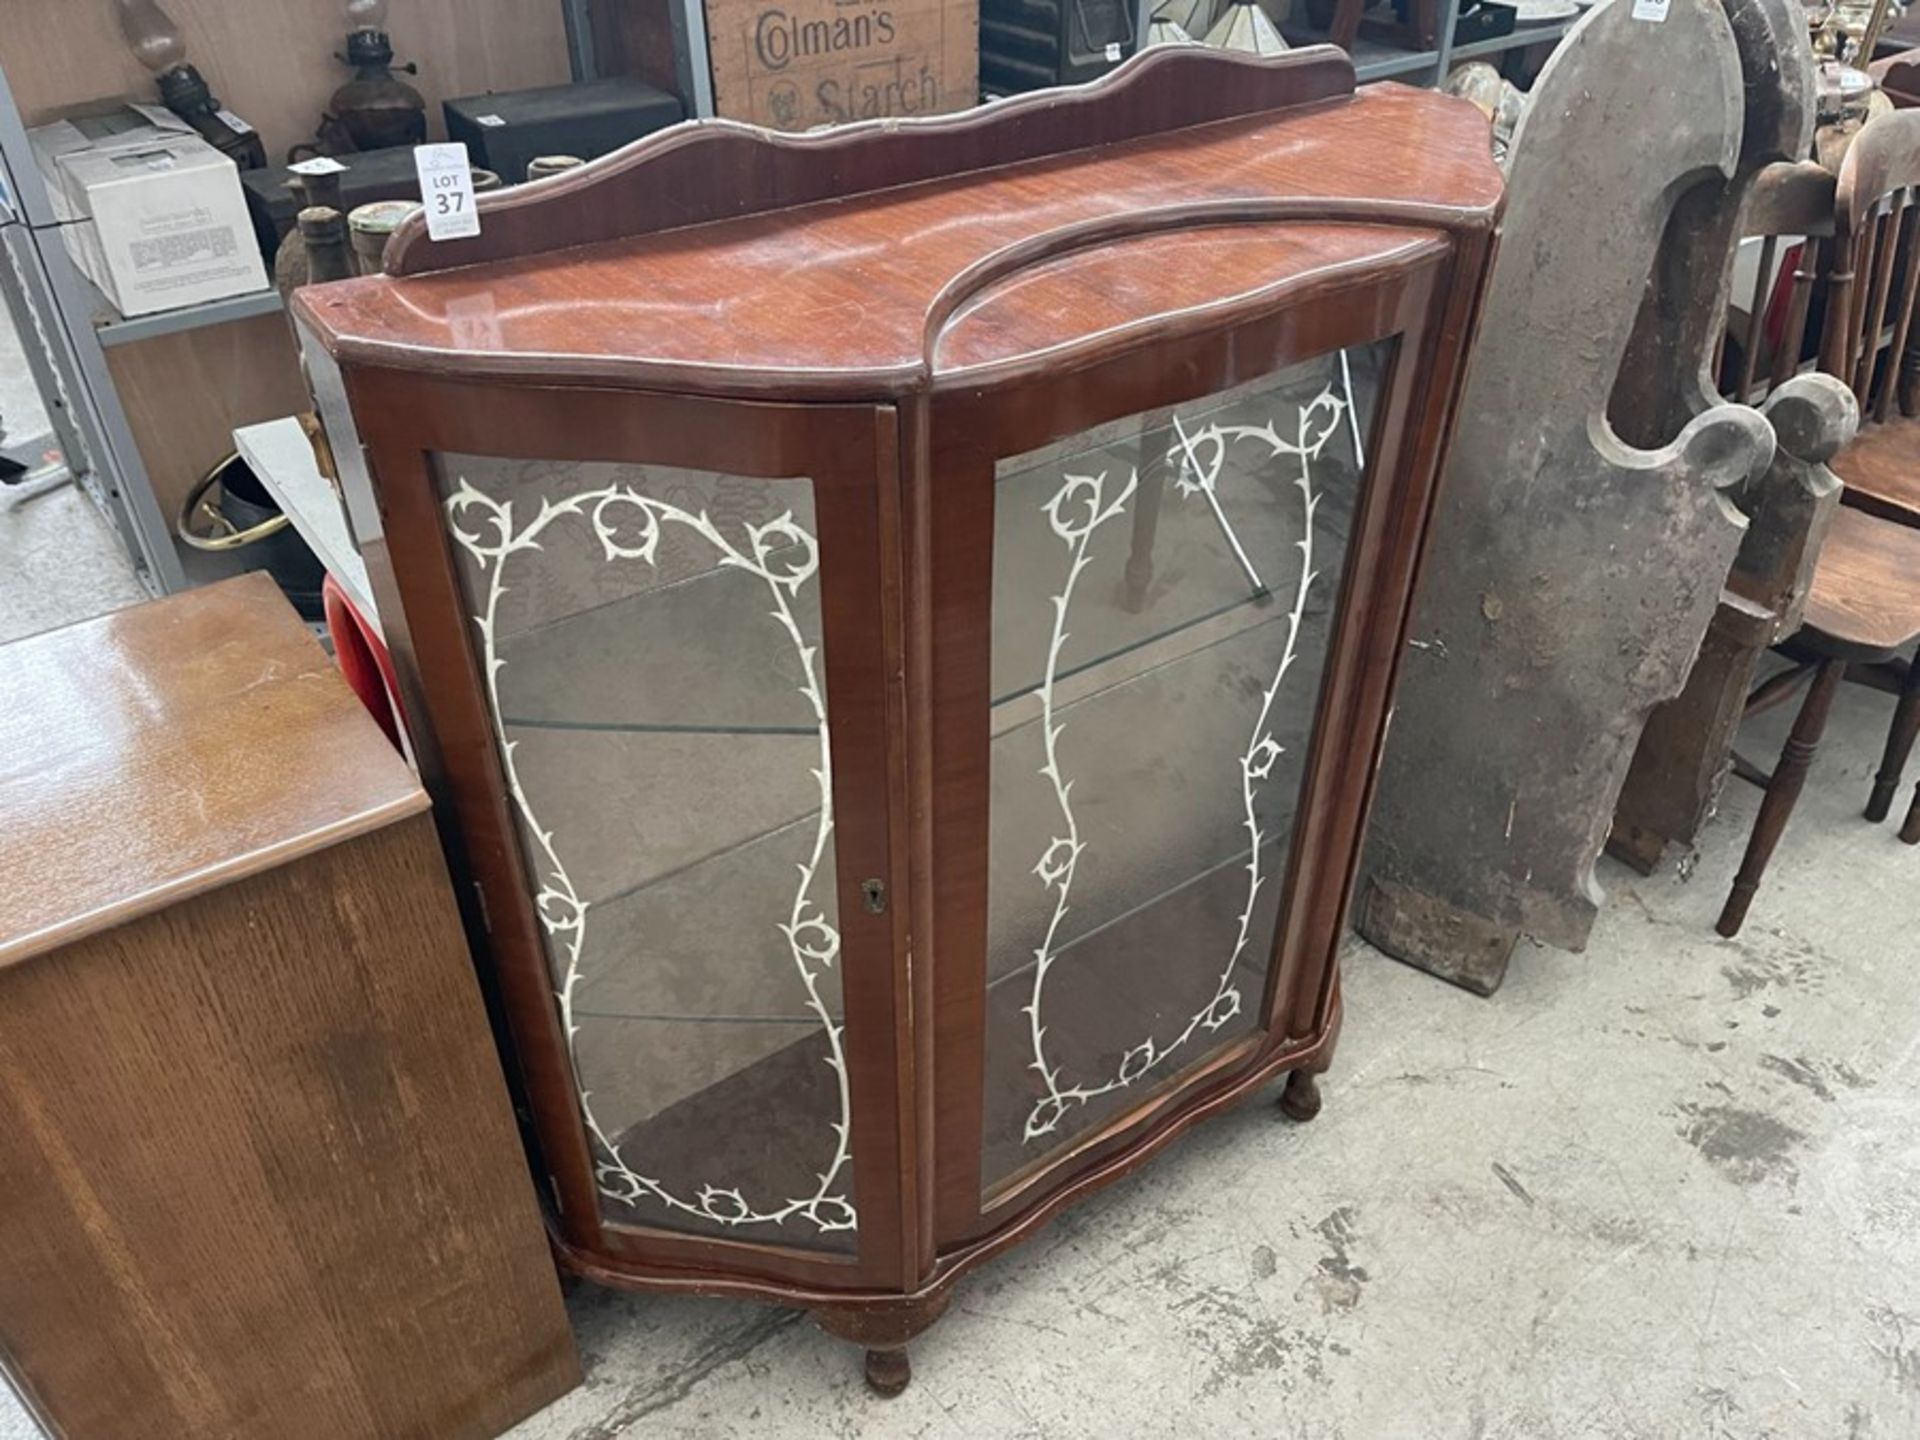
[89, 282, 285, 350]
[0, 73, 187, 593]
[1446, 14, 1578, 64]
[0, 0, 1570, 599]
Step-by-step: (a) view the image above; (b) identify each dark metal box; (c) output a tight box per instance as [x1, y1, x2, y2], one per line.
[443, 78, 683, 184]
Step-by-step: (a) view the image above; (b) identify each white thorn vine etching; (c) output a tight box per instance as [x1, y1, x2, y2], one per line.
[445, 477, 855, 1235]
[1022, 382, 1349, 1144]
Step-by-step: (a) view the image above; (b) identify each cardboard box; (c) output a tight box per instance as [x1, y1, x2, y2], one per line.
[29, 105, 269, 319]
[705, 0, 978, 131]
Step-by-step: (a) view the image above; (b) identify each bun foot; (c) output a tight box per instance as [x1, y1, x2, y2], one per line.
[814, 1292, 945, 1397]
[1278, 1070, 1322, 1123]
[864, 1347, 910, 1397]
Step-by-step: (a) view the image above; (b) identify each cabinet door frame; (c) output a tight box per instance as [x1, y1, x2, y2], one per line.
[345, 372, 918, 1299]
[916, 241, 1480, 1252]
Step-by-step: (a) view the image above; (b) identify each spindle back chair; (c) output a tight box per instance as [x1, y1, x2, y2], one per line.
[1780, 110, 1920, 521]
[1716, 114, 1920, 935]
[1722, 158, 1834, 409]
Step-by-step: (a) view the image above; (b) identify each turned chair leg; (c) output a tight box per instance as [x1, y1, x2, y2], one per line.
[1718, 658, 1845, 938]
[1903, 780, 1920, 845]
[1867, 657, 1920, 822]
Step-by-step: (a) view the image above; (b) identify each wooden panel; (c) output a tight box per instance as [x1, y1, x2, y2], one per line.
[593, 0, 693, 97]
[103, 312, 308, 526]
[705, 0, 977, 129]
[361, 46, 1368, 281]
[400, 44, 1364, 271]
[296, 54, 1502, 398]
[932, 223, 1445, 379]
[3, 0, 571, 166]
[0, 816, 579, 1440]
[0, 572, 423, 969]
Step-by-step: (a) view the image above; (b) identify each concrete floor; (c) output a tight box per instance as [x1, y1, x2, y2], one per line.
[0, 279, 48, 439]
[3, 298, 1919, 1436]
[0, 276, 146, 649]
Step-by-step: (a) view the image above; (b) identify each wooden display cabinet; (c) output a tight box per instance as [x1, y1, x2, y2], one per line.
[292, 46, 1501, 1392]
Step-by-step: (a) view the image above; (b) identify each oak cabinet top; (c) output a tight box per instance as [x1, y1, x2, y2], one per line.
[293, 48, 1501, 402]
[0, 574, 424, 969]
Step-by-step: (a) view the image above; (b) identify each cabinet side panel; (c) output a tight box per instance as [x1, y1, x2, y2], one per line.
[0, 817, 577, 1440]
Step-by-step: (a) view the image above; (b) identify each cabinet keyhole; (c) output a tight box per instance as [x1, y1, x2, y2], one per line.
[861, 878, 887, 915]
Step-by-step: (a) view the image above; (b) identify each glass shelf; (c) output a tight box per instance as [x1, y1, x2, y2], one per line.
[988, 609, 1332, 976]
[492, 560, 824, 733]
[585, 1012, 853, 1249]
[988, 392, 1362, 713]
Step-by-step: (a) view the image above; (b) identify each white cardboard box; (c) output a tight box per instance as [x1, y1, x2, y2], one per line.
[28, 105, 268, 319]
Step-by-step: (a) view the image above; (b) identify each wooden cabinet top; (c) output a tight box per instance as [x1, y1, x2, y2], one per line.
[0, 575, 425, 969]
[293, 48, 1501, 401]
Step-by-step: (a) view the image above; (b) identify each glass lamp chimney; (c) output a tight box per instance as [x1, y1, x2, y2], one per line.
[115, 0, 189, 77]
[345, 0, 390, 33]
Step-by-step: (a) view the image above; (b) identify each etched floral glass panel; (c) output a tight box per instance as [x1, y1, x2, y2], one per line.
[981, 343, 1386, 1195]
[436, 455, 855, 1249]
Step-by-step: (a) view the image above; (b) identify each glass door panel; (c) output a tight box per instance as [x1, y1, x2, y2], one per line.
[981, 342, 1387, 1196]
[435, 454, 856, 1250]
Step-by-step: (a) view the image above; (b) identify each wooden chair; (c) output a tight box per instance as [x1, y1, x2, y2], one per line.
[1813, 110, 1920, 525]
[1717, 509, 1920, 934]
[1870, 50, 1920, 110]
[1716, 114, 1920, 935]
[1720, 159, 1834, 411]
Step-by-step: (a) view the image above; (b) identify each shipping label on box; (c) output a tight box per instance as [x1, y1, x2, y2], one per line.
[706, 0, 978, 131]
